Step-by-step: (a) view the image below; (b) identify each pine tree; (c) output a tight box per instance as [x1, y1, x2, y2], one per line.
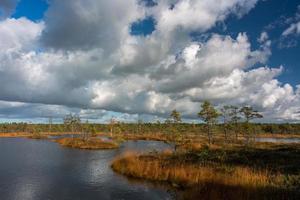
[198, 101, 220, 144]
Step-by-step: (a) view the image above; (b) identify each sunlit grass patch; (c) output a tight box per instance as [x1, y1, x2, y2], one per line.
[56, 138, 119, 150]
[112, 144, 300, 199]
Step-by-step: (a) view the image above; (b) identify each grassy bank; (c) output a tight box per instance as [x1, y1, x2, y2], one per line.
[112, 144, 300, 199]
[111, 133, 172, 143]
[27, 134, 48, 139]
[56, 138, 119, 150]
[0, 132, 89, 138]
[0, 132, 31, 138]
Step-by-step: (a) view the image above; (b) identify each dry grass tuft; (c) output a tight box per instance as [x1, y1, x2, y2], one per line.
[111, 147, 300, 199]
[112, 152, 271, 188]
[56, 138, 119, 150]
[112, 133, 171, 142]
[0, 132, 30, 138]
[27, 134, 48, 139]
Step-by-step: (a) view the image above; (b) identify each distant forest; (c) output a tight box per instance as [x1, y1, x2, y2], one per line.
[0, 122, 299, 135]
[1, 102, 300, 136]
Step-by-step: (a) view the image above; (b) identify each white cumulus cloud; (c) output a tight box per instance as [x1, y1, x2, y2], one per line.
[0, 0, 299, 122]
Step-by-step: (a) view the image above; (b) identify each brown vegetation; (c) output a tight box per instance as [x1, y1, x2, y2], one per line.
[113, 152, 270, 186]
[56, 138, 119, 150]
[112, 144, 300, 199]
[27, 134, 48, 139]
[112, 133, 171, 142]
[0, 132, 88, 138]
[0, 132, 30, 138]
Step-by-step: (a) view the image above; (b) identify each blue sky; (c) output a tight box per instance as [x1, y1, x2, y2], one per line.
[12, 0, 48, 21]
[1, 0, 300, 123]
[222, 0, 300, 86]
[132, 0, 300, 87]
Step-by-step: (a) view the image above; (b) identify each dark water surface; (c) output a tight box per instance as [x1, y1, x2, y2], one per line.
[0, 138, 174, 200]
[255, 137, 300, 143]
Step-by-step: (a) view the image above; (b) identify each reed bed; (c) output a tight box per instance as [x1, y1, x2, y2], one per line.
[56, 138, 119, 150]
[112, 151, 273, 188]
[112, 144, 300, 199]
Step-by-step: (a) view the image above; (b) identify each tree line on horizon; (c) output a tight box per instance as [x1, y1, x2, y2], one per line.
[0, 101, 299, 141]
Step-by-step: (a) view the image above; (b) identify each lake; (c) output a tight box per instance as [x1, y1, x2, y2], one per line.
[255, 137, 300, 143]
[0, 138, 175, 200]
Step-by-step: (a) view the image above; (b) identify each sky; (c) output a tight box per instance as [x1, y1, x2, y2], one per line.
[0, 0, 300, 123]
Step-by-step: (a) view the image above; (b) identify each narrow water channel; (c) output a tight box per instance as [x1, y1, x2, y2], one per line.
[255, 137, 300, 143]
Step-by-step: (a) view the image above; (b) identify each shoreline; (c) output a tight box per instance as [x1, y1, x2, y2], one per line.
[1, 132, 300, 139]
[112, 143, 300, 199]
[55, 137, 119, 150]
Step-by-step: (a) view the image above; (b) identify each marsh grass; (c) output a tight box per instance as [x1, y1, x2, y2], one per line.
[0, 132, 30, 138]
[56, 138, 119, 149]
[112, 144, 300, 199]
[112, 152, 271, 187]
[27, 134, 48, 139]
[111, 133, 171, 142]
